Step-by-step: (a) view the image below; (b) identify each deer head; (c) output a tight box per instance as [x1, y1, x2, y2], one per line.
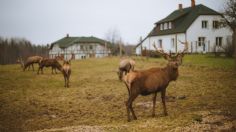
[153, 40, 188, 69]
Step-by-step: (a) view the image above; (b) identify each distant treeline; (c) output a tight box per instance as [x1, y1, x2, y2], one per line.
[0, 37, 48, 65]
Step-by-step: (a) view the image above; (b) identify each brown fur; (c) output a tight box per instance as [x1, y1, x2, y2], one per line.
[37, 58, 62, 74]
[62, 60, 71, 88]
[23, 56, 43, 71]
[123, 42, 187, 122]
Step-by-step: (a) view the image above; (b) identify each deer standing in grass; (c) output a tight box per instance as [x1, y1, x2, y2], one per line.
[17, 56, 43, 71]
[37, 58, 62, 74]
[123, 41, 187, 122]
[62, 59, 71, 88]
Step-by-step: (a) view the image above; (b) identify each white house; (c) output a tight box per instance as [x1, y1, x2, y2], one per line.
[136, 0, 233, 55]
[49, 34, 111, 60]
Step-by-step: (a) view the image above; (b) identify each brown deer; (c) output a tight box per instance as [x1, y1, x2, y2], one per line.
[37, 58, 62, 74]
[61, 59, 71, 87]
[23, 56, 43, 71]
[118, 59, 135, 81]
[123, 41, 187, 122]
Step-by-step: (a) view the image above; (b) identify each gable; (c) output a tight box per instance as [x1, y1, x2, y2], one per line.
[149, 4, 221, 36]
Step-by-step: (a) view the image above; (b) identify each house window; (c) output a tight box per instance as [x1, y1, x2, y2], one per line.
[216, 37, 222, 46]
[80, 45, 84, 50]
[160, 24, 163, 30]
[89, 45, 93, 50]
[168, 22, 172, 29]
[164, 23, 168, 30]
[198, 37, 205, 46]
[158, 39, 162, 48]
[171, 38, 175, 48]
[202, 21, 208, 28]
[213, 21, 219, 29]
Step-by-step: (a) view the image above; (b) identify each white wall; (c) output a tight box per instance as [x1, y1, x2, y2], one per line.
[140, 33, 186, 53]
[135, 44, 142, 55]
[186, 15, 233, 53]
[49, 43, 110, 60]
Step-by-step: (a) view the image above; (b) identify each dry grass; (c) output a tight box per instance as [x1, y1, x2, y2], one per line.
[0, 55, 236, 132]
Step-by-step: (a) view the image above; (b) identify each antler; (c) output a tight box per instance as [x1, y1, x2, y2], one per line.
[153, 43, 171, 60]
[177, 40, 188, 56]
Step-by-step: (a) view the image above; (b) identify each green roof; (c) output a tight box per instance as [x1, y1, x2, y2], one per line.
[51, 36, 111, 49]
[149, 4, 221, 36]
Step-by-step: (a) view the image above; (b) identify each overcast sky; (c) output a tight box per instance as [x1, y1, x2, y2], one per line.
[0, 0, 226, 45]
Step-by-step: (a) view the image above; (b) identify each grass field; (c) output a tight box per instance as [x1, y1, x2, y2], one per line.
[0, 55, 236, 131]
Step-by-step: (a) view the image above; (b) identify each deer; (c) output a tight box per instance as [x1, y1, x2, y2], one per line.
[118, 59, 135, 81]
[23, 56, 43, 71]
[17, 56, 42, 71]
[37, 58, 62, 74]
[61, 59, 71, 88]
[122, 41, 188, 122]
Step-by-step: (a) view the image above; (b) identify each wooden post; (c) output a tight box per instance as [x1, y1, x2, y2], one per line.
[191, 42, 193, 53]
[208, 40, 210, 52]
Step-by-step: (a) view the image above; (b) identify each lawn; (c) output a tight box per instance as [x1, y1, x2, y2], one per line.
[0, 55, 236, 131]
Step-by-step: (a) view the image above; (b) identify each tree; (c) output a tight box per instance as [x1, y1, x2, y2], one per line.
[0, 37, 48, 65]
[223, 0, 236, 67]
[104, 28, 123, 55]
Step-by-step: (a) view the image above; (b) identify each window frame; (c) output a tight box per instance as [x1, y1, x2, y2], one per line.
[216, 37, 223, 47]
[202, 20, 208, 29]
[160, 24, 163, 30]
[198, 37, 205, 46]
[213, 20, 219, 29]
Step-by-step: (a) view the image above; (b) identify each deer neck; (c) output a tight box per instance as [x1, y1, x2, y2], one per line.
[164, 65, 179, 81]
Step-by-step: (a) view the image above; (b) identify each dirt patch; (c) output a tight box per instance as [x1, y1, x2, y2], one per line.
[174, 110, 236, 132]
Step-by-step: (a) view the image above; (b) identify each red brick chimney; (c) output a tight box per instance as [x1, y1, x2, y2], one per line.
[191, 0, 195, 7]
[179, 4, 183, 10]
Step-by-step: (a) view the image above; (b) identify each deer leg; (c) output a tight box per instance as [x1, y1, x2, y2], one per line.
[67, 75, 70, 87]
[27, 65, 30, 71]
[124, 82, 130, 97]
[51, 67, 54, 74]
[64, 75, 67, 87]
[41, 67, 44, 74]
[32, 64, 34, 71]
[161, 89, 168, 116]
[152, 92, 157, 117]
[126, 93, 138, 121]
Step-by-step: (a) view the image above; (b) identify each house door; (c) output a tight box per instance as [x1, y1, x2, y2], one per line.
[203, 43, 206, 51]
[198, 37, 206, 53]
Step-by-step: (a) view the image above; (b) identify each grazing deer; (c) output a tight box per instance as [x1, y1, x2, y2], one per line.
[123, 41, 187, 122]
[118, 59, 135, 81]
[37, 58, 62, 74]
[23, 56, 43, 71]
[62, 59, 71, 87]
